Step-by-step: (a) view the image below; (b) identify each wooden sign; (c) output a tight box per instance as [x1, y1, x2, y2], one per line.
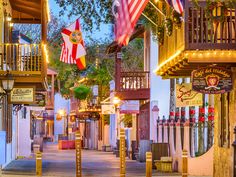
[191, 67, 232, 94]
[176, 83, 203, 107]
[102, 104, 115, 114]
[10, 87, 35, 104]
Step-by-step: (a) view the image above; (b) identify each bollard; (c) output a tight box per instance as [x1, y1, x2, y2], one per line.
[120, 128, 126, 177]
[146, 152, 152, 177]
[36, 152, 42, 176]
[75, 131, 82, 177]
[182, 149, 188, 177]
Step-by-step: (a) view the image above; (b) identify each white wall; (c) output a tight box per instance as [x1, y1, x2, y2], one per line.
[188, 147, 213, 176]
[54, 93, 70, 141]
[149, 32, 170, 142]
[150, 34, 170, 119]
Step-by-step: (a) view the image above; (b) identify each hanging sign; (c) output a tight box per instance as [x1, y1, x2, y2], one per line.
[176, 83, 203, 107]
[102, 104, 115, 114]
[10, 87, 35, 104]
[120, 100, 139, 114]
[191, 66, 232, 94]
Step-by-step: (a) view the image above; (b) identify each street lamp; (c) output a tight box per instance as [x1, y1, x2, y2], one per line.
[2, 72, 15, 93]
[113, 96, 121, 138]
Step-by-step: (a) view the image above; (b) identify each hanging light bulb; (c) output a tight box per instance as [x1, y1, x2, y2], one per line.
[6, 13, 12, 22]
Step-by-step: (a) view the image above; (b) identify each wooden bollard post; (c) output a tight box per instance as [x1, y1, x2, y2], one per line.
[36, 152, 42, 176]
[76, 131, 82, 177]
[120, 128, 126, 177]
[182, 149, 188, 177]
[146, 152, 152, 177]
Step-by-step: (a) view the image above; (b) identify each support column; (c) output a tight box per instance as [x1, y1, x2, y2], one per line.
[163, 123, 168, 143]
[158, 121, 163, 143]
[175, 120, 182, 172]
[183, 120, 190, 155]
[169, 121, 175, 156]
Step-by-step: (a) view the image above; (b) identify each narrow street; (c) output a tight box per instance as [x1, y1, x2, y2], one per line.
[0, 143, 211, 177]
[1, 142, 158, 177]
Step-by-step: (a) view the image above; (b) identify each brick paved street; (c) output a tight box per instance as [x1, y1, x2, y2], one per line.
[0, 143, 211, 177]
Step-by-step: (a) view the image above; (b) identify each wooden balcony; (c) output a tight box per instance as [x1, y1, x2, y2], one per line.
[156, 1, 236, 78]
[115, 71, 150, 100]
[107, 25, 150, 100]
[0, 43, 47, 91]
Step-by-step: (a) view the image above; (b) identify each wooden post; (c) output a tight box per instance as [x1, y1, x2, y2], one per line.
[146, 152, 152, 177]
[232, 126, 236, 176]
[75, 131, 82, 177]
[36, 152, 42, 176]
[120, 128, 126, 177]
[182, 149, 188, 177]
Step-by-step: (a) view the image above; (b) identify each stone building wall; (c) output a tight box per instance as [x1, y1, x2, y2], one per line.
[214, 70, 236, 177]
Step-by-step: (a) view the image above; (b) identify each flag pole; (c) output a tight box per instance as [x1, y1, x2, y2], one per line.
[141, 13, 158, 27]
[148, 1, 166, 18]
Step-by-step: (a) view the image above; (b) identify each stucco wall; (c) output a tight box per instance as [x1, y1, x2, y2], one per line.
[213, 70, 236, 177]
[188, 147, 213, 176]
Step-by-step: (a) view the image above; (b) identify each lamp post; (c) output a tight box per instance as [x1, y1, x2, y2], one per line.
[1, 71, 15, 143]
[113, 96, 121, 138]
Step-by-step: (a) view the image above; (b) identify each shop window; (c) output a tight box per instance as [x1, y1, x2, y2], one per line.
[219, 93, 230, 148]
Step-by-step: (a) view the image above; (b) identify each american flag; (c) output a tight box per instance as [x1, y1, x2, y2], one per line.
[166, 0, 184, 14]
[60, 42, 76, 64]
[115, 0, 149, 46]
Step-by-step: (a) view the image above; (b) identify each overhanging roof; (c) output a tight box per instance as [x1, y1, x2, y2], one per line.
[10, 0, 49, 24]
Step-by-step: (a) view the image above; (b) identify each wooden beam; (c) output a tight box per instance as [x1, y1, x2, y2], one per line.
[12, 18, 41, 24]
[10, 0, 40, 9]
[11, 4, 41, 18]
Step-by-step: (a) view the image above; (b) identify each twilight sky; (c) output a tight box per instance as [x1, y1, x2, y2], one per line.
[49, 0, 112, 42]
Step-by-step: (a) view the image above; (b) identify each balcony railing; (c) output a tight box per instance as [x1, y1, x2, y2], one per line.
[185, 1, 236, 50]
[159, 1, 236, 65]
[119, 71, 150, 91]
[0, 44, 42, 74]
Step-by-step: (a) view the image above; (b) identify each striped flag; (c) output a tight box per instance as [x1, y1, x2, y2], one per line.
[114, 0, 149, 46]
[60, 19, 86, 70]
[166, 0, 184, 14]
[60, 42, 76, 64]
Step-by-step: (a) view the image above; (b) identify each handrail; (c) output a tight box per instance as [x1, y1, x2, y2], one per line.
[120, 71, 150, 90]
[0, 43, 42, 73]
[185, 1, 236, 50]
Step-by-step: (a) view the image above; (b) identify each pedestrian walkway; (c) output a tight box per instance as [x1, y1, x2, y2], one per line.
[1, 142, 211, 177]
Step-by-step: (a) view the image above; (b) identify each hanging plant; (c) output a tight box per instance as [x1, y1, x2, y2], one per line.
[172, 10, 182, 29]
[205, 1, 229, 23]
[156, 24, 164, 45]
[73, 85, 91, 100]
[165, 18, 173, 36]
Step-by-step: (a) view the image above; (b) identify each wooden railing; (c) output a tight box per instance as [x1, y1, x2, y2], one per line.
[159, 1, 236, 64]
[185, 1, 236, 50]
[0, 44, 42, 74]
[119, 71, 150, 91]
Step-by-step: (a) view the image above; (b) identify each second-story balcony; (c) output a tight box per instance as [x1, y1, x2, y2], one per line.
[155, 1, 236, 78]
[107, 25, 150, 100]
[116, 71, 150, 100]
[0, 43, 47, 91]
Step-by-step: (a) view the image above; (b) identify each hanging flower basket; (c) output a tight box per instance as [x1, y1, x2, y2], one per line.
[165, 18, 173, 36]
[172, 10, 182, 29]
[73, 85, 91, 100]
